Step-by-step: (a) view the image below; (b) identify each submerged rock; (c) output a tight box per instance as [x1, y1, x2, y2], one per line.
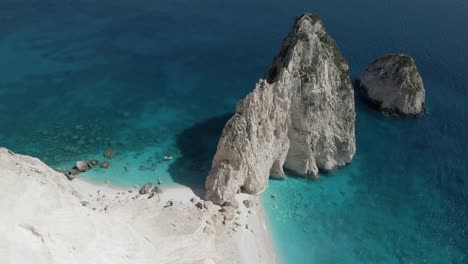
[205, 13, 356, 204]
[100, 161, 110, 169]
[356, 54, 425, 116]
[104, 149, 114, 159]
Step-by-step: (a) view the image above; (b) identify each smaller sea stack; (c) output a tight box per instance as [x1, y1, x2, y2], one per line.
[357, 54, 425, 116]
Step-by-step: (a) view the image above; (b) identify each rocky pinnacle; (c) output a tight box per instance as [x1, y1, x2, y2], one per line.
[205, 13, 356, 204]
[357, 54, 426, 116]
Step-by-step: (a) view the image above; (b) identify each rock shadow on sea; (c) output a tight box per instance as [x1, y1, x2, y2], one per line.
[168, 113, 233, 196]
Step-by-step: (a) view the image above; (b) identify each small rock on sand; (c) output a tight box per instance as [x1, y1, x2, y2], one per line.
[223, 199, 239, 208]
[68, 168, 80, 175]
[221, 207, 235, 221]
[191, 196, 200, 204]
[164, 200, 174, 208]
[67, 170, 79, 180]
[203, 201, 214, 211]
[243, 199, 255, 208]
[139, 182, 153, 194]
[203, 225, 214, 235]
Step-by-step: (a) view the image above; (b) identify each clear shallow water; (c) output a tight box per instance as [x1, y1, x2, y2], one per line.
[1, 0, 467, 263]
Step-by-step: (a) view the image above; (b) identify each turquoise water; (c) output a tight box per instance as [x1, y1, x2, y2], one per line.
[1, 0, 467, 263]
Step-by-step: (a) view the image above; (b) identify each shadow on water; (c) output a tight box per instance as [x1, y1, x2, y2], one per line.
[168, 113, 233, 196]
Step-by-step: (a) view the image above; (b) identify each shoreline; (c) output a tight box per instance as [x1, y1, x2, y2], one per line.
[227, 192, 279, 264]
[0, 148, 278, 264]
[72, 177, 279, 263]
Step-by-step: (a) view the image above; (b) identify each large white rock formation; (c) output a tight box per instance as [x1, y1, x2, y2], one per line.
[205, 13, 356, 205]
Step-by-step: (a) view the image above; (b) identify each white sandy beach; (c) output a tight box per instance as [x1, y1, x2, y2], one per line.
[0, 148, 278, 264]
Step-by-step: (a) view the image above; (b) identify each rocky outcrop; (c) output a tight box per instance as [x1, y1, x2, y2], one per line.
[65, 159, 99, 180]
[205, 13, 356, 205]
[74, 160, 90, 172]
[357, 54, 425, 116]
[139, 182, 153, 194]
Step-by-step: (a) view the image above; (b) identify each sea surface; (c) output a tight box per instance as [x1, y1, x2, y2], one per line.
[1, 0, 467, 263]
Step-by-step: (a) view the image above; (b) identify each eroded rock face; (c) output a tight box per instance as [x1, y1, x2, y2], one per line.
[357, 54, 425, 116]
[205, 13, 356, 205]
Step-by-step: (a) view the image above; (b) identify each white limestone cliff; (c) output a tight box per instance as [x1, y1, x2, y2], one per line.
[0, 148, 277, 264]
[205, 13, 356, 205]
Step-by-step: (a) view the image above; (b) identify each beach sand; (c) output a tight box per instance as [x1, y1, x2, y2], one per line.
[0, 148, 277, 264]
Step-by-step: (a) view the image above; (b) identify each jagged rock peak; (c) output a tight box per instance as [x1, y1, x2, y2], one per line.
[357, 54, 426, 116]
[205, 13, 356, 205]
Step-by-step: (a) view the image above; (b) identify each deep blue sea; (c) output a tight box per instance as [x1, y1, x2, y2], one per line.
[1, 0, 467, 263]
